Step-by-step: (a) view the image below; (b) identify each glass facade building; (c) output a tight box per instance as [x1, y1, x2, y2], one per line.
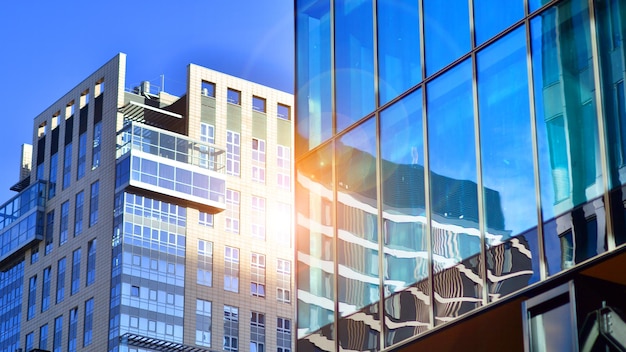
[295, 0, 626, 350]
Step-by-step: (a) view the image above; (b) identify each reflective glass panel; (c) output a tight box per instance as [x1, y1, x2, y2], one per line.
[377, 0, 421, 106]
[596, 0, 626, 245]
[473, 0, 524, 46]
[335, 0, 375, 132]
[531, 0, 604, 275]
[477, 27, 540, 299]
[296, 0, 332, 155]
[427, 59, 481, 322]
[380, 89, 430, 346]
[296, 143, 335, 351]
[336, 117, 379, 351]
[424, 0, 470, 76]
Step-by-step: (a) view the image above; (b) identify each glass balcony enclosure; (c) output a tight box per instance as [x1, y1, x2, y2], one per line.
[0, 181, 46, 265]
[116, 121, 226, 213]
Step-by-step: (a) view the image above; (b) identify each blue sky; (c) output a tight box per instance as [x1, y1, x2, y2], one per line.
[0, 0, 293, 202]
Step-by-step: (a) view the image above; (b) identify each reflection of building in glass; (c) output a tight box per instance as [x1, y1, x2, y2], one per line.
[0, 53, 294, 352]
[295, 0, 626, 350]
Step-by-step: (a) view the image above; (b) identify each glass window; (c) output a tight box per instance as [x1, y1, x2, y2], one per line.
[227, 88, 241, 105]
[63, 143, 72, 189]
[251, 312, 265, 352]
[25, 332, 34, 351]
[277, 104, 290, 120]
[89, 181, 99, 227]
[77, 132, 87, 180]
[424, 0, 470, 76]
[427, 58, 481, 322]
[251, 253, 266, 297]
[224, 247, 240, 293]
[377, 0, 421, 105]
[251, 196, 266, 240]
[295, 0, 332, 154]
[91, 121, 102, 170]
[198, 240, 213, 287]
[57, 257, 66, 303]
[68, 307, 78, 352]
[473, 0, 524, 45]
[40, 324, 49, 350]
[28, 275, 37, 320]
[196, 299, 212, 347]
[53, 315, 63, 352]
[42, 266, 51, 312]
[49, 153, 58, 199]
[380, 88, 430, 345]
[199, 211, 214, 227]
[226, 189, 240, 233]
[277, 145, 291, 190]
[477, 27, 540, 295]
[86, 239, 96, 286]
[531, 0, 604, 274]
[71, 248, 81, 295]
[252, 138, 266, 183]
[253, 96, 266, 113]
[60, 201, 69, 246]
[84, 298, 94, 347]
[45, 210, 54, 254]
[224, 305, 239, 351]
[74, 191, 84, 236]
[201, 81, 216, 97]
[335, 0, 375, 132]
[227, 131, 241, 176]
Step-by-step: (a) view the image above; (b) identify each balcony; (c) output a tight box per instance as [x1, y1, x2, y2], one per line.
[116, 122, 226, 213]
[0, 181, 46, 266]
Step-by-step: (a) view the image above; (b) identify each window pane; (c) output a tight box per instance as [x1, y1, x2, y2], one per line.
[424, 0, 470, 76]
[473, 0, 524, 46]
[335, 0, 375, 132]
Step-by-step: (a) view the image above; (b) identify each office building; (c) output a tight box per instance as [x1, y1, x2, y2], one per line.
[0, 53, 294, 352]
[294, 0, 626, 350]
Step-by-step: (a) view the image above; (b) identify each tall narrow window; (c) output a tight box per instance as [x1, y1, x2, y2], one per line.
[53, 315, 63, 352]
[250, 312, 266, 352]
[89, 181, 99, 227]
[63, 142, 72, 189]
[71, 248, 81, 295]
[68, 307, 78, 352]
[196, 299, 212, 347]
[40, 324, 49, 350]
[197, 240, 213, 287]
[74, 191, 84, 236]
[25, 332, 34, 352]
[252, 138, 266, 183]
[224, 305, 239, 351]
[77, 132, 87, 180]
[56, 257, 66, 303]
[83, 298, 94, 347]
[42, 266, 51, 312]
[251, 253, 266, 297]
[91, 121, 102, 170]
[49, 152, 58, 199]
[224, 246, 240, 293]
[60, 201, 69, 246]
[200, 123, 215, 169]
[277, 318, 292, 352]
[277, 259, 291, 303]
[86, 239, 96, 286]
[225, 189, 240, 233]
[277, 145, 291, 190]
[227, 131, 241, 176]
[28, 275, 37, 320]
[251, 196, 266, 240]
[45, 210, 54, 255]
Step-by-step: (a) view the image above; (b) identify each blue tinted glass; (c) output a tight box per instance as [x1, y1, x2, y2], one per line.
[380, 89, 430, 346]
[529, 0, 551, 13]
[296, 0, 332, 155]
[335, 117, 379, 350]
[335, 0, 375, 132]
[295, 143, 335, 348]
[427, 59, 481, 322]
[532, 0, 604, 275]
[377, 1, 421, 105]
[424, 0, 470, 76]
[474, 0, 524, 45]
[477, 27, 541, 294]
